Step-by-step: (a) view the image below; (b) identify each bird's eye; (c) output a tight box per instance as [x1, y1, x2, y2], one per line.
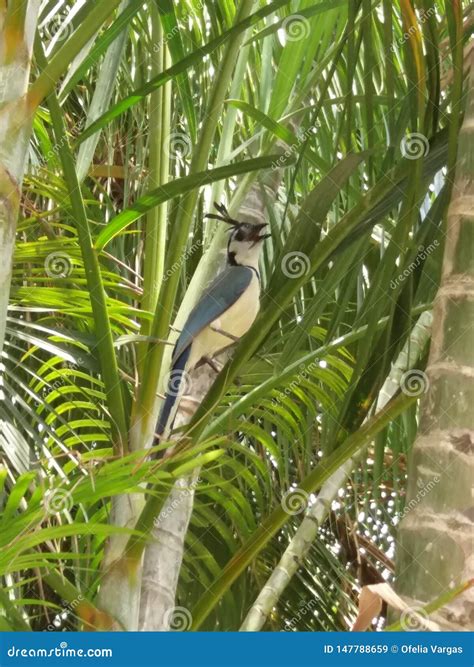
[234, 228, 246, 242]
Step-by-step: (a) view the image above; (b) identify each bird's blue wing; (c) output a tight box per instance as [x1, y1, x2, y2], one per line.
[155, 345, 191, 440]
[173, 265, 254, 363]
[155, 265, 254, 445]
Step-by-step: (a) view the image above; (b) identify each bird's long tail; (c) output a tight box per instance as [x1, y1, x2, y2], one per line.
[154, 347, 191, 456]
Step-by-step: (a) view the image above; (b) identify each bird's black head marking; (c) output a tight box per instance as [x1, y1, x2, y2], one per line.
[205, 202, 270, 246]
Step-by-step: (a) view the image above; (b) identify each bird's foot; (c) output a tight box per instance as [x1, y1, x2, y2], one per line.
[209, 324, 241, 343]
[202, 355, 224, 374]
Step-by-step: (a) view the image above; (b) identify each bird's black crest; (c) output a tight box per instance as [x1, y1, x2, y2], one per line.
[204, 202, 243, 228]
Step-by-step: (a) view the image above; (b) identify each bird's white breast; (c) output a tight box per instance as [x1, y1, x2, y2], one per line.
[189, 272, 260, 368]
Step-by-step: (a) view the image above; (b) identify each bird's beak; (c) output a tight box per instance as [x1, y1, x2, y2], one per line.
[249, 223, 270, 243]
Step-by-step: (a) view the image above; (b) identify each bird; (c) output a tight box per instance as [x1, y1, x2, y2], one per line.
[155, 203, 270, 450]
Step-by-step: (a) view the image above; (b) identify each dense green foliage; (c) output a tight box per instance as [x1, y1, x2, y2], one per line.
[0, 0, 469, 631]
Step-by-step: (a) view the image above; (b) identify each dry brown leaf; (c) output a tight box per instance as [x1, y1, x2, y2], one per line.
[351, 582, 440, 632]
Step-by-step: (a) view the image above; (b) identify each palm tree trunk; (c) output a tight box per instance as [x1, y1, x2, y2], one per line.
[95, 7, 172, 633]
[98, 1, 259, 630]
[395, 55, 473, 630]
[138, 175, 282, 630]
[240, 311, 433, 631]
[0, 0, 39, 353]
